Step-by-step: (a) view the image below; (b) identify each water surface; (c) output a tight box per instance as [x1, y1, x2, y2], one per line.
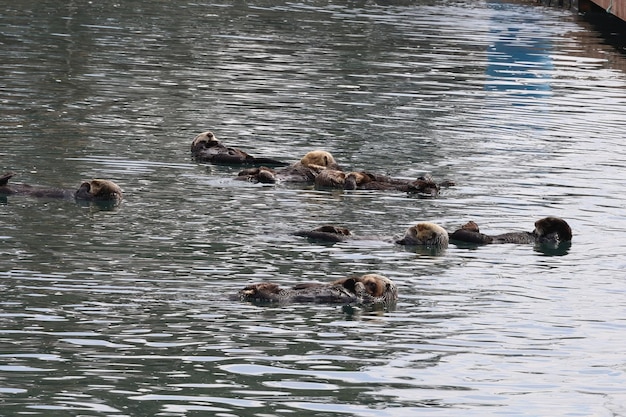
[2, 1, 626, 416]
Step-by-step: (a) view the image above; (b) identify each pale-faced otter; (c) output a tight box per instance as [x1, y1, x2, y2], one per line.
[295, 222, 449, 248]
[238, 274, 397, 306]
[314, 169, 453, 196]
[449, 217, 572, 245]
[74, 179, 124, 202]
[0, 172, 123, 202]
[191, 131, 288, 167]
[236, 150, 341, 184]
[394, 222, 450, 247]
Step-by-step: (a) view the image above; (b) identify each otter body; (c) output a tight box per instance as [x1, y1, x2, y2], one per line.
[314, 169, 452, 196]
[295, 222, 449, 248]
[191, 131, 288, 167]
[0, 172, 123, 203]
[237, 150, 341, 184]
[449, 217, 572, 245]
[238, 274, 397, 306]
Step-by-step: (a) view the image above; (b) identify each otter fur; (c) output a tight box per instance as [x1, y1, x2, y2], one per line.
[295, 222, 449, 248]
[449, 217, 572, 245]
[191, 131, 288, 167]
[238, 274, 398, 306]
[314, 169, 452, 196]
[0, 172, 123, 202]
[237, 150, 341, 184]
[394, 222, 449, 247]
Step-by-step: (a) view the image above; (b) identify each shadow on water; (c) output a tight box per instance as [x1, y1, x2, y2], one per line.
[577, 2, 626, 54]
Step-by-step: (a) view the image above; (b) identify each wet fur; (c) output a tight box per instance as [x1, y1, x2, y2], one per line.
[314, 169, 451, 196]
[0, 172, 123, 202]
[449, 217, 572, 245]
[191, 131, 288, 167]
[238, 274, 397, 306]
[295, 222, 449, 248]
[395, 222, 449, 247]
[236, 150, 341, 184]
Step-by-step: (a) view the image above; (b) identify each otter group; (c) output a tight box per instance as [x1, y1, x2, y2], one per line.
[192, 131, 453, 195]
[294, 216, 572, 247]
[190, 131, 573, 306]
[2, 130, 571, 308]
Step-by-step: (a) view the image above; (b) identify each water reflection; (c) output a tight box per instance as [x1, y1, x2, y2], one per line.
[486, 1, 553, 99]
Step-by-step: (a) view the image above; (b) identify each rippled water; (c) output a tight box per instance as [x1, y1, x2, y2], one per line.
[2, 1, 626, 416]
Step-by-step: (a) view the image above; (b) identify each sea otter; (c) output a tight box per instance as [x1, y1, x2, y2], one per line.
[191, 131, 288, 167]
[449, 217, 572, 245]
[236, 150, 341, 184]
[314, 169, 453, 196]
[238, 274, 397, 306]
[295, 222, 449, 248]
[0, 172, 123, 202]
[394, 222, 450, 247]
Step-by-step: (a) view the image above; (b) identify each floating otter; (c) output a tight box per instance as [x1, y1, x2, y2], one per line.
[0, 172, 123, 202]
[314, 169, 451, 196]
[449, 217, 572, 245]
[394, 222, 450, 247]
[295, 222, 449, 248]
[238, 274, 398, 306]
[191, 131, 288, 167]
[236, 150, 342, 184]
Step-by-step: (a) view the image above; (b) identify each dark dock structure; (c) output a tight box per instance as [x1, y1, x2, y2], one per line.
[579, 0, 626, 22]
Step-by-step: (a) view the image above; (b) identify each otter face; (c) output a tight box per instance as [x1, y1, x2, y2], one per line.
[396, 222, 449, 247]
[534, 217, 572, 242]
[75, 179, 123, 202]
[332, 274, 398, 303]
[191, 131, 220, 151]
[344, 171, 374, 190]
[300, 150, 339, 170]
[356, 274, 394, 298]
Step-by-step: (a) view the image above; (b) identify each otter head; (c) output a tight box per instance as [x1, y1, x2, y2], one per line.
[75, 179, 123, 202]
[396, 222, 449, 247]
[239, 282, 283, 302]
[407, 176, 440, 196]
[333, 274, 398, 304]
[533, 217, 572, 243]
[300, 150, 339, 171]
[191, 131, 220, 152]
[314, 169, 346, 188]
[460, 221, 480, 233]
[0, 172, 15, 187]
[344, 171, 374, 190]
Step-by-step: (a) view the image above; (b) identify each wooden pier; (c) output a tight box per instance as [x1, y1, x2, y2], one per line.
[579, 0, 626, 22]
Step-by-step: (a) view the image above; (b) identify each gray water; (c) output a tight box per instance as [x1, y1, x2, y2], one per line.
[2, 0, 626, 416]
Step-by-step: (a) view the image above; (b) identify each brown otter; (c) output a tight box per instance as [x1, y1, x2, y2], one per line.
[294, 225, 353, 243]
[394, 222, 450, 247]
[191, 131, 288, 167]
[0, 172, 123, 202]
[314, 169, 453, 196]
[238, 274, 398, 306]
[449, 217, 572, 245]
[236, 150, 341, 184]
[295, 222, 449, 248]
